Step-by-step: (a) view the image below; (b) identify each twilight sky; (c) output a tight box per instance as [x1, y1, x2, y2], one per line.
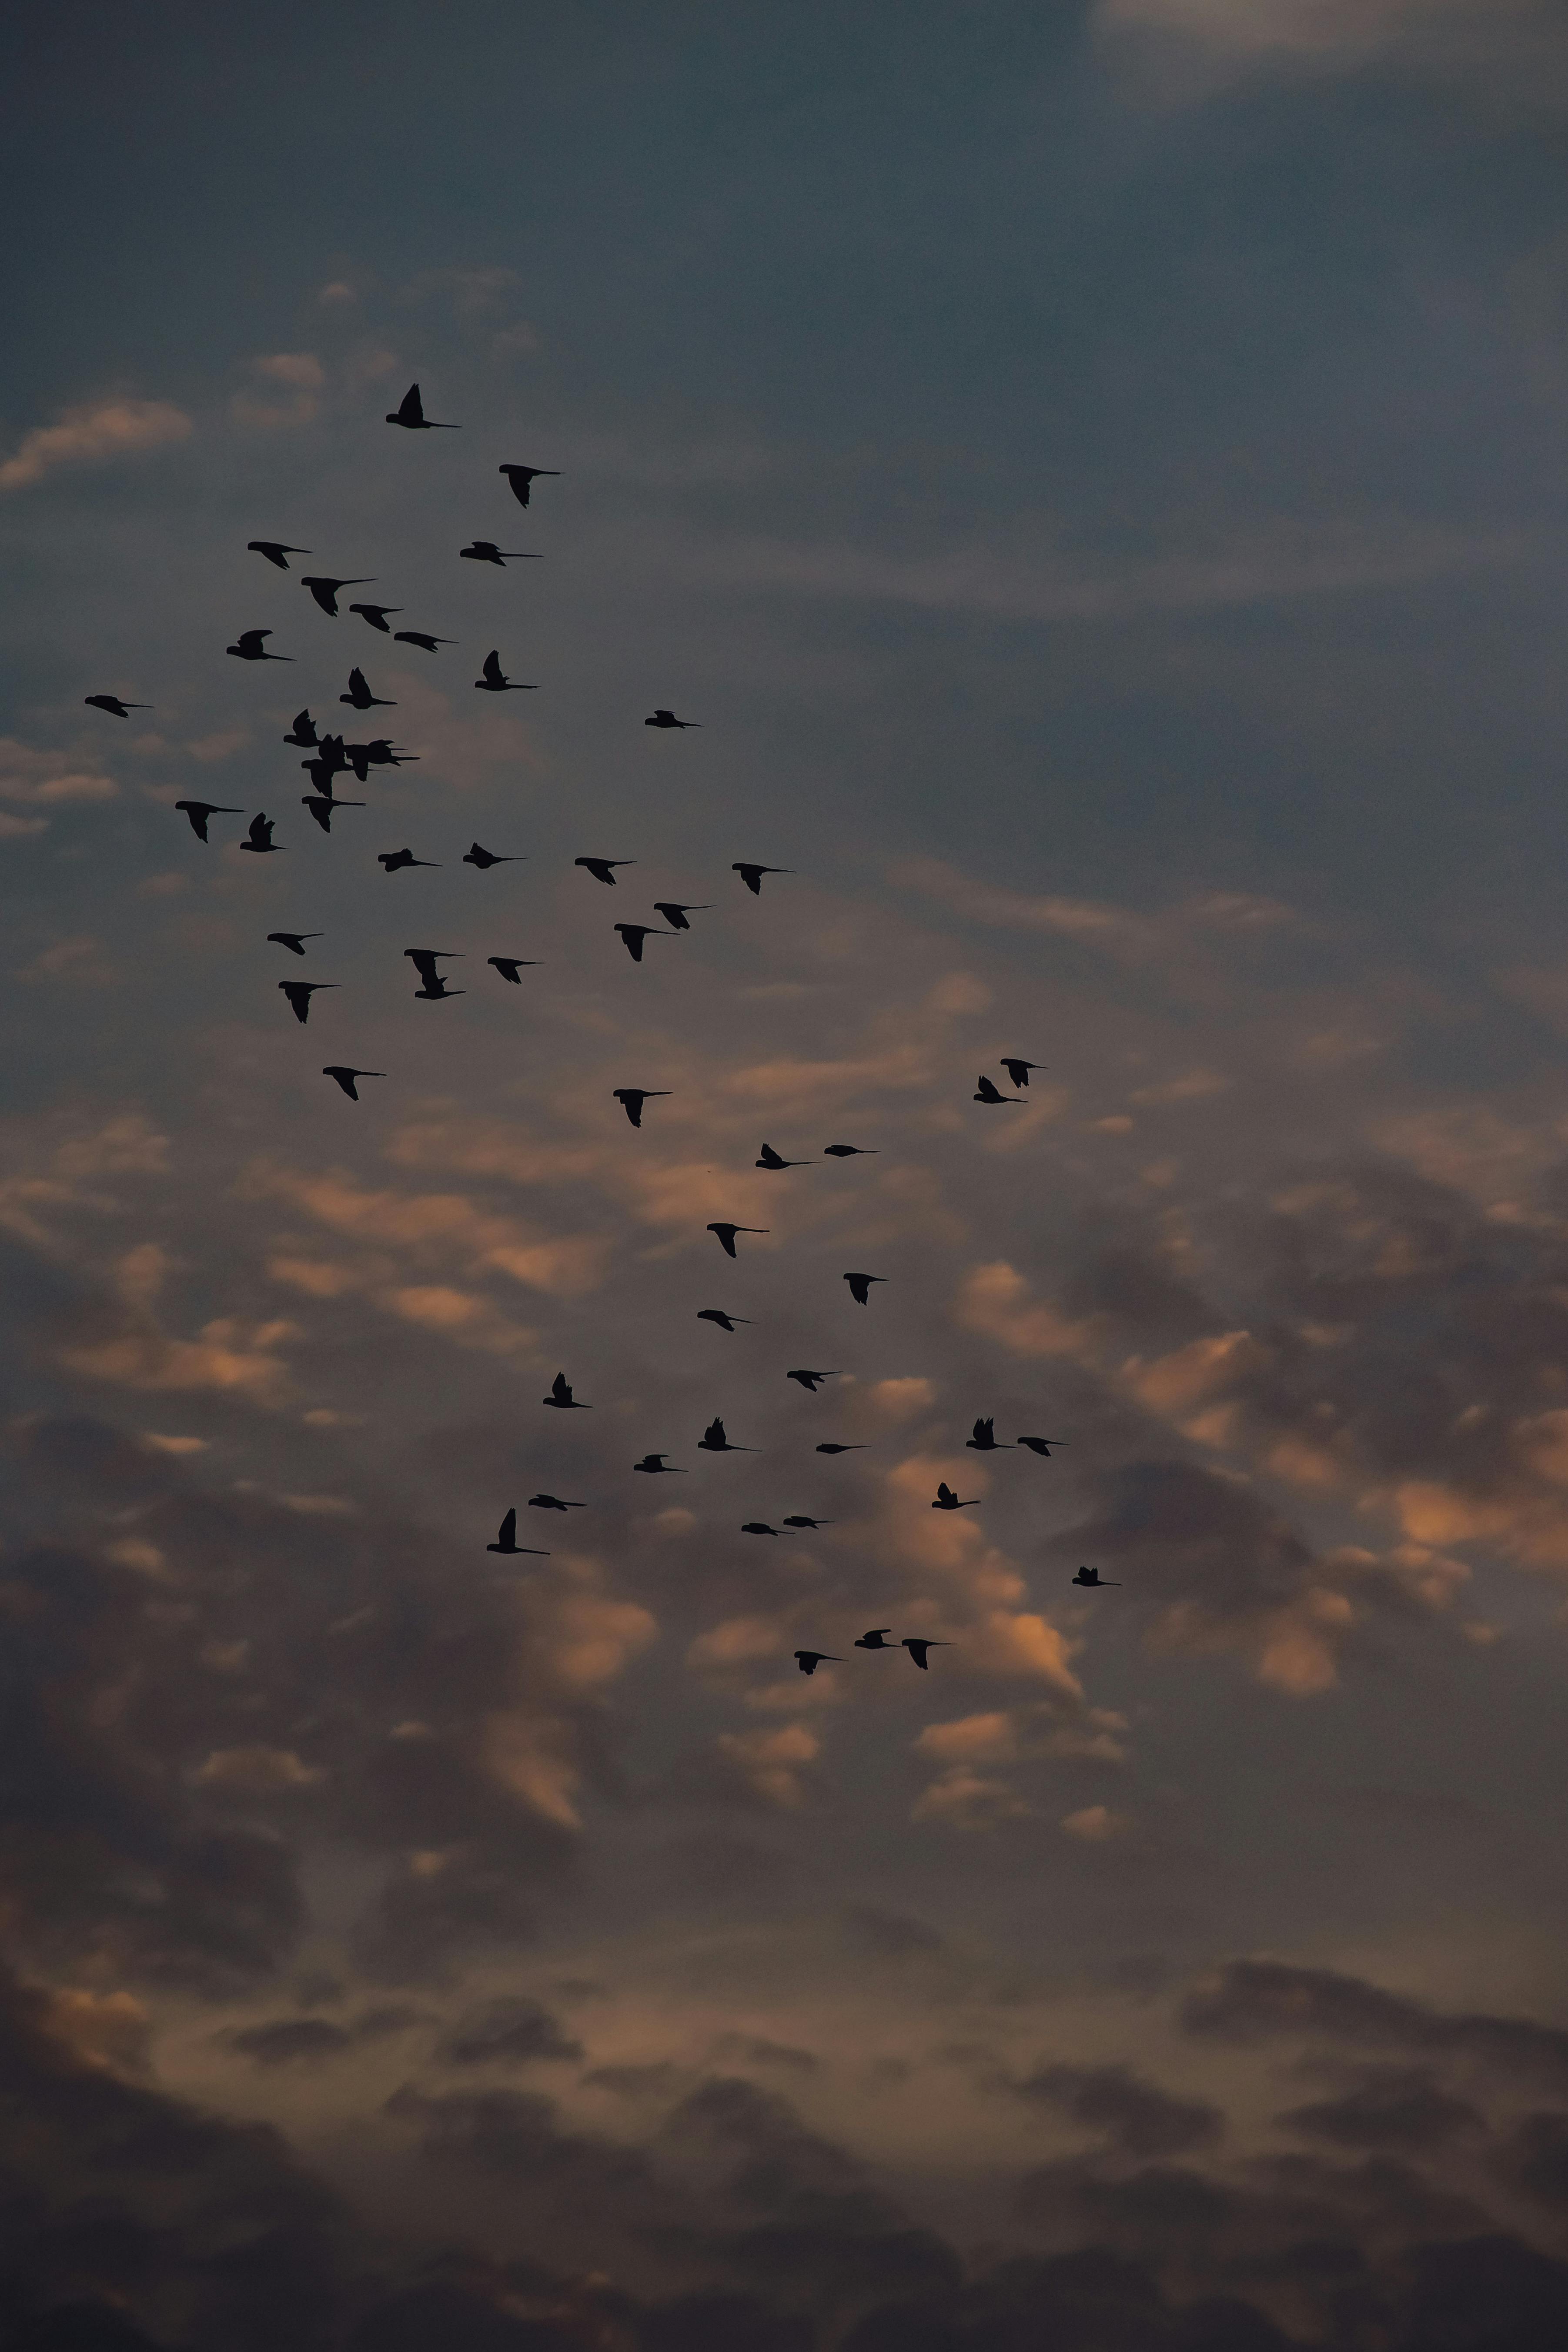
[7, 4, 1568, 2347]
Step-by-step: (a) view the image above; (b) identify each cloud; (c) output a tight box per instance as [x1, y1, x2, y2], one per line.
[0, 737, 115, 806]
[231, 351, 324, 429]
[438, 1995, 582, 2065]
[1013, 2062, 1224, 2157]
[191, 1745, 326, 1794]
[1182, 1959, 1568, 2091]
[0, 397, 191, 491]
[1060, 1803, 1131, 1841]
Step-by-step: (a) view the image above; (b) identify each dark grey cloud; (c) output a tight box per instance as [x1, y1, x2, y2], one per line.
[1013, 2061, 1224, 2158]
[439, 1996, 583, 2068]
[1276, 2064, 1484, 2151]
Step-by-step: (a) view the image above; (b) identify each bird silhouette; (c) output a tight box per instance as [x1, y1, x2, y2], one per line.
[241, 813, 281, 853]
[966, 1418, 1013, 1453]
[487, 1508, 548, 1557]
[698, 1310, 750, 1331]
[279, 980, 338, 1025]
[794, 1650, 843, 1675]
[544, 1372, 587, 1410]
[463, 843, 523, 869]
[84, 694, 148, 718]
[698, 1416, 756, 1453]
[645, 709, 700, 728]
[855, 1628, 896, 1650]
[903, 1639, 951, 1670]
[283, 711, 319, 747]
[343, 738, 415, 782]
[823, 1144, 878, 1158]
[782, 1515, 832, 1529]
[405, 949, 464, 999]
[974, 1076, 1020, 1105]
[1016, 1437, 1068, 1458]
[488, 957, 538, 982]
[742, 1522, 778, 1537]
[1072, 1566, 1121, 1587]
[613, 1089, 670, 1128]
[349, 602, 402, 631]
[652, 902, 712, 930]
[634, 1453, 685, 1474]
[843, 1273, 885, 1306]
[787, 1370, 840, 1392]
[387, 382, 457, 429]
[575, 857, 634, 885]
[394, 631, 457, 653]
[460, 541, 539, 566]
[228, 630, 291, 661]
[301, 756, 344, 793]
[816, 1443, 868, 1455]
[931, 1483, 978, 1510]
[529, 1493, 584, 1513]
[302, 794, 364, 833]
[174, 800, 241, 842]
[302, 575, 373, 617]
[475, 651, 535, 692]
[322, 1066, 384, 1101]
[756, 1145, 809, 1169]
[248, 541, 310, 569]
[498, 463, 559, 507]
[341, 667, 394, 711]
[1001, 1059, 1044, 1089]
[615, 924, 673, 962]
[709, 1223, 768, 1259]
[268, 932, 322, 956]
[379, 849, 439, 872]
[733, 863, 792, 895]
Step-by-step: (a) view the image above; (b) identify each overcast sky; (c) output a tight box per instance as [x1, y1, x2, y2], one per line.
[7, 4, 1568, 2347]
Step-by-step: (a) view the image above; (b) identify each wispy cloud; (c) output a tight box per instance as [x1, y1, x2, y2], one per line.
[0, 396, 191, 492]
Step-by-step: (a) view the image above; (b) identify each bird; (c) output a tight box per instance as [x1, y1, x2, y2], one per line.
[823, 1144, 878, 1159]
[966, 1418, 1013, 1453]
[302, 794, 364, 833]
[302, 575, 373, 617]
[709, 1223, 768, 1259]
[387, 382, 457, 429]
[379, 849, 440, 872]
[645, 709, 700, 728]
[405, 949, 464, 999]
[652, 902, 712, 930]
[742, 1522, 778, 1537]
[498, 463, 559, 507]
[1072, 1566, 1121, 1587]
[341, 738, 415, 782]
[787, 1370, 839, 1392]
[487, 1508, 548, 1557]
[463, 844, 523, 869]
[794, 1651, 843, 1676]
[529, 1493, 584, 1512]
[241, 813, 281, 853]
[174, 800, 241, 842]
[301, 756, 346, 793]
[322, 1066, 385, 1101]
[543, 1372, 587, 1410]
[475, 651, 535, 692]
[1001, 1059, 1044, 1089]
[931, 1483, 978, 1511]
[903, 1639, 951, 1670]
[843, 1273, 885, 1306]
[1016, 1437, 1068, 1458]
[341, 667, 394, 711]
[394, 631, 457, 653]
[733, 863, 792, 895]
[756, 1145, 809, 1170]
[268, 932, 322, 956]
[228, 630, 291, 661]
[84, 694, 148, 718]
[614, 924, 673, 962]
[613, 1089, 669, 1128]
[460, 541, 539, 566]
[698, 1417, 756, 1453]
[489, 957, 538, 983]
[855, 1628, 895, 1650]
[575, 857, 633, 885]
[283, 711, 319, 747]
[634, 1454, 685, 1474]
[974, 1076, 1020, 1105]
[782, 1515, 832, 1529]
[698, 1310, 750, 1332]
[349, 602, 402, 631]
[816, 1443, 868, 1455]
[279, 980, 338, 1025]
[248, 541, 311, 569]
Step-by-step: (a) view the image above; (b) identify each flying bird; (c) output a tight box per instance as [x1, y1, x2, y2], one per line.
[815, 1443, 867, 1455]
[652, 902, 711, 930]
[386, 382, 457, 429]
[349, 602, 402, 631]
[634, 1453, 685, 1474]
[240, 813, 281, 853]
[248, 541, 310, 569]
[268, 932, 322, 956]
[405, 948, 464, 998]
[613, 1089, 669, 1128]
[974, 1076, 1020, 1105]
[787, 1370, 839, 1392]
[843, 1273, 885, 1305]
[302, 794, 364, 833]
[794, 1651, 843, 1676]
[302, 575, 373, 617]
[498, 463, 559, 507]
[782, 1515, 832, 1529]
[279, 980, 338, 1025]
[322, 1066, 384, 1101]
[1073, 1566, 1121, 1587]
[1001, 1059, 1044, 1089]
[645, 709, 700, 728]
[84, 694, 148, 718]
[283, 711, 319, 746]
[463, 843, 523, 869]
[394, 631, 457, 652]
[575, 857, 634, 885]
[708, 1223, 768, 1259]
[742, 1522, 778, 1537]
[489, 957, 538, 982]
[698, 1310, 750, 1332]
[174, 800, 241, 842]
[475, 651, 535, 692]
[460, 541, 539, 566]
[823, 1144, 878, 1159]
[228, 629, 291, 661]
[544, 1372, 587, 1410]
[614, 924, 673, 962]
[902, 1638, 951, 1670]
[341, 667, 394, 711]
[379, 849, 440, 872]
[301, 756, 345, 793]
[931, 1483, 978, 1511]
[732, 863, 792, 895]
[966, 1418, 1013, 1452]
[855, 1629, 895, 1650]
[1016, 1437, 1068, 1458]
[756, 1145, 809, 1169]
[698, 1417, 756, 1453]
[529, 1493, 584, 1512]
[487, 1508, 548, 1557]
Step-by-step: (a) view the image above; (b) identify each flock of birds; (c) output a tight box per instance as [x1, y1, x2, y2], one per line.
[84, 384, 1115, 1679]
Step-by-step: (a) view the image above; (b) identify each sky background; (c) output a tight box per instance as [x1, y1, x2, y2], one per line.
[6, 3, 1568, 2346]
